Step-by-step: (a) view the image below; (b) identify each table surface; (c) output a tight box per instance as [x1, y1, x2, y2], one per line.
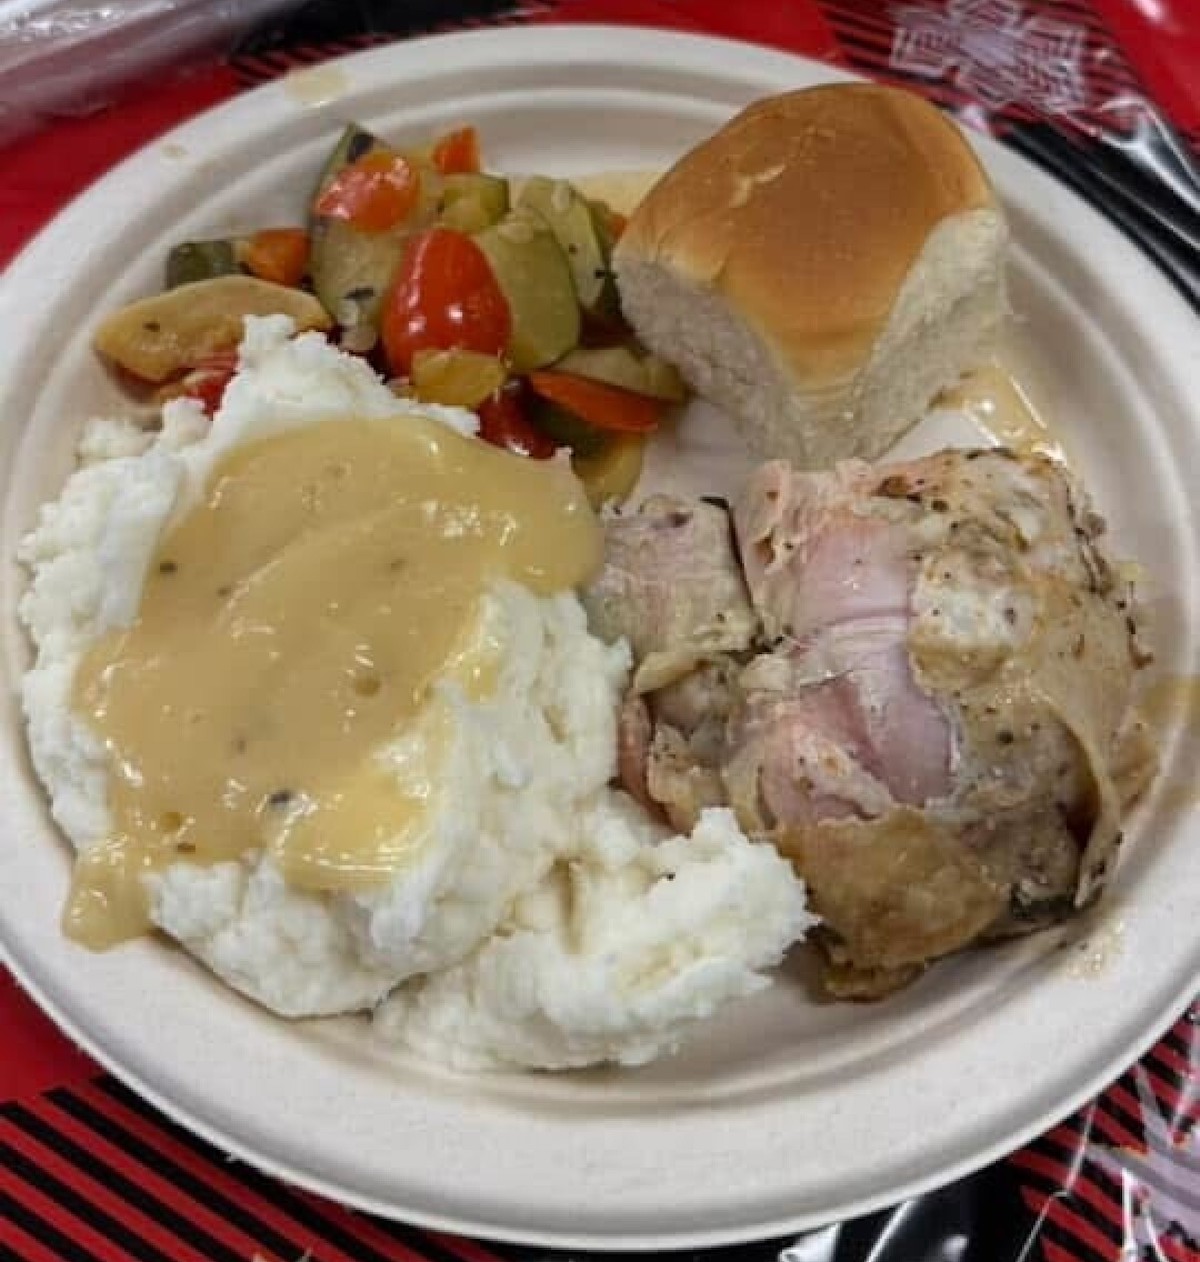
[2, 3, 1198, 1261]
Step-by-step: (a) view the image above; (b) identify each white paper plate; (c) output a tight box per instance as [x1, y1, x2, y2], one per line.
[2, 27, 1198, 1251]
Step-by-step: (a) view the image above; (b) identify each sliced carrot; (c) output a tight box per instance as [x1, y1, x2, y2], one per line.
[526, 371, 663, 434]
[242, 228, 310, 287]
[314, 152, 421, 233]
[431, 126, 481, 175]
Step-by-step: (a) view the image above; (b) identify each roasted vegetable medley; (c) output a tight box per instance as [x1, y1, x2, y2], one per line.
[92, 124, 685, 505]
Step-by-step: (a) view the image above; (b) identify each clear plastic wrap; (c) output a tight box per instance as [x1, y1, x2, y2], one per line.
[811, 0, 1200, 309]
[0, 0, 297, 144]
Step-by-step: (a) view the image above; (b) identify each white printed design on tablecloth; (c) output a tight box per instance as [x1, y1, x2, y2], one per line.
[1090, 1061, 1200, 1249]
[891, 0, 1087, 114]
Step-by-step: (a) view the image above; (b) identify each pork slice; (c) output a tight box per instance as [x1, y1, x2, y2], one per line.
[582, 495, 757, 692]
[635, 658, 741, 831]
[734, 460, 912, 642]
[645, 723, 730, 834]
[723, 617, 952, 833]
[729, 456, 954, 834]
[616, 691, 655, 813]
[605, 449, 1149, 1000]
[731, 449, 1150, 995]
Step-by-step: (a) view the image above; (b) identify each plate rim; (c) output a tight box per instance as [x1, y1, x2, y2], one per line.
[1, 23, 1199, 1250]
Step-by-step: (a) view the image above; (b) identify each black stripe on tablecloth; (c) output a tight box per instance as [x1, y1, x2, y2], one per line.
[1019, 1192, 1111, 1262]
[1160, 1014, 1198, 1064]
[1149, 1031, 1199, 1084]
[0, 1184, 101, 1262]
[1012, 1148, 1131, 1246]
[47, 1085, 321, 1262]
[90, 1075, 489, 1262]
[0, 1135, 177, 1262]
[1009, 1155, 1129, 1254]
[0, 1239, 49, 1262]
[367, 1212, 513, 1262]
[1104, 1070, 1168, 1141]
[1144, 1035, 1196, 1098]
[1009, 1081, 1200, 1262]
[5, 1098, 249, 1262]
[232, 0, 535, 75]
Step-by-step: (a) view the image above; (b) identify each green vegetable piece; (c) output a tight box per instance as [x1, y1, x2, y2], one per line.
[474, 209, 580, 373]
[573, 433, 645, 508]
[517, 176, 611, 314]
[165, 240, 240, 289]
[440, 173, 509, 234]
[584, 197, 624, 320]
[308, 123, 408, 345]
[529, 399, 609, 458]
[553, 345, 686, 402]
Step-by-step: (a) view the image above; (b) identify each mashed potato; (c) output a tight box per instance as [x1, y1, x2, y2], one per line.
[19, 317, 814, 1070]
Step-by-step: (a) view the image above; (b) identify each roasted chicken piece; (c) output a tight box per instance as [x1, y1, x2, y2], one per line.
[589, 450, 1156, 998]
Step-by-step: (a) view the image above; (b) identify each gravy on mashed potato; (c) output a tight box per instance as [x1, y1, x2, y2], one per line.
[67, 415, 601, 947]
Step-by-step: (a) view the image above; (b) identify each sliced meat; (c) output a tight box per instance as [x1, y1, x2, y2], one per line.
[724, 617, 952, 834]
[736, 460, 912, 642]
[639, 658, 741, 831]
[582, 495, 757, 692]
[645, 723, 729, 834]
[725, 651, 895, 830]
[650, 656, 739, 762]
[729, 449, 1150, 992]
[786, 808, 1009, 972]
[615, 691, 654, 812]
[599, 448, 1151, 1000]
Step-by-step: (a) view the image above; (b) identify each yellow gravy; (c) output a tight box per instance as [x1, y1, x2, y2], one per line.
[68, 415, 601, 949]
[1138, 672, 1200, 816]
[936, 362, 1067, 463]
[1139, 672, 1200, 733]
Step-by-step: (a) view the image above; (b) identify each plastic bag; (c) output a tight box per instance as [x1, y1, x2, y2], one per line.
[808, 0, 1200, 312]
[0, 0, 297, 144]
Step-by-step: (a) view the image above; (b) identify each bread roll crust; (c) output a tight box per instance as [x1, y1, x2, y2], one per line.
[616, 84, 997, 384]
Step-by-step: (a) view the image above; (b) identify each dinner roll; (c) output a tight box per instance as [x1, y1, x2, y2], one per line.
[613, 84, 1009, 468]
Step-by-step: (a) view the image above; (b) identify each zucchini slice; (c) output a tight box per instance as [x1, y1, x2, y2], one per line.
[552, 345, 685, 402]
[165, 240, 240, 288]
[410, 349, 507, 409]
[309, 123, 441, 347]
[572, 434, 646, 508]
[517, 176, 611, 314]
[529, 399, 609, 458]
[474, 209, 580, 373]
[439, 173, 509, 234]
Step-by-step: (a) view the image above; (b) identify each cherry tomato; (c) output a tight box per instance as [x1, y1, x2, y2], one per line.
[242, 228, 310, 287]
[477, 384, 557, 459]
[432, 126, 482, 175]
[314, 152, 421, 233]
[380, 227, 511, 376]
